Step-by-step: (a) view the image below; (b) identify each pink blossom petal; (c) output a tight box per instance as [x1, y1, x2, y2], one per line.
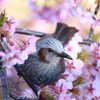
[71, 68, 82, 76]
[72, 59, 84, 69]
[56, 79, 73, 92]
[17, 50, 28, 61]
[92, 73, 100, 96]
[0, 51, 5, 57]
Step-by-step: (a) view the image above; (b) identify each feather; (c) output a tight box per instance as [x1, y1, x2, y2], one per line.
[53, 23, 78, 46]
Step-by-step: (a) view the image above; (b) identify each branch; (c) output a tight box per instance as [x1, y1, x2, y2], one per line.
[0, 66, 10, 100]
[88, 4, 100, 41]
[79, 5, 100, 45]
[15, 28, 48, 37]
[0, 38, 39, 98]
[15, 27, 99, 46]
[79, 39, 100, 46]
[0, 39, 10, 100]
[14, 64, 39, 97]
[10, 93, 39, 100]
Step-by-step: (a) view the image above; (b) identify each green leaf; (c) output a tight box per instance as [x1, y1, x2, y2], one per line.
[92, 33, 100, 42]
[72, 76, 88, 86]
[0, 10, 8, 25]
[46, 94, 55, 100]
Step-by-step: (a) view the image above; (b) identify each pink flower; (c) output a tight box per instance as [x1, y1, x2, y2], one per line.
[71, 33, 83, 42]
[65, 73, 75, 82]
[55, 79, 73, 92]
[7, 16, 19, 35]
[0, 51, 6, 60]
[63, 93, 76, 100]
[0, 50, 24, 68]
[65, 59, 83, 76]
[0, 15, 19, 46]
[6, 57, 24, 68]
[16, 49, 28, 61]
[54, 79, 73, 100]
[28, 0, 81, 24]
[91, 19, 100, 29]
[89, 43, 100, 67]
[71, 68, 83, 76]
[15, 35, 36, 61]
[64, 33, 82, 60]
[21, 35, 36, 55]
[58, 92, 66, 100]
[71, 59, 84, 69]
[25, 35, 36, 54]
[76, 8, 97, 24]
[58, 92, 76, 100]
[65, 0, 81, 9]
[2, 16, 19, 36]
[92, 73, 100, 96]
[28, 0, 66, 23]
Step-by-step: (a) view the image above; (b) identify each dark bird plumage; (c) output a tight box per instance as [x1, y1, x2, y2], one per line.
[21, 38, 67, 86]
[20, 23, 78, 87]
[14, 23, 78, 96]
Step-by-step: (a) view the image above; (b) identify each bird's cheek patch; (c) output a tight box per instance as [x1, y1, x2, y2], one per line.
[38, 48, 49, 64]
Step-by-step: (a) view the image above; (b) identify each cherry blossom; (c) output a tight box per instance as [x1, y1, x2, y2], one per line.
[92, 19, 100, 29]
[1, 1, 100, 99]
[92, 73, 100, 97]
[0, 50, 24, 68]
[28, 0, 82, 23]
[76, 8, 97, 24]
[55, 79, 73, 91]
[1, 16, 19, 36]
[64, 33, 82, 59]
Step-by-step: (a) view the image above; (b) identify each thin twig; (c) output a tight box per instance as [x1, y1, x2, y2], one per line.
[1, 38, 11, 52]
[79, 39, 100, 46]
[15, 28, 48, 37]
[15, 27, 100, 46]
[10, 93, 39, 100]
[79, 5, 100, 45]
[0, 37, 39, 98]
[0, 39, 10, 100]
[14, 64, 39, 97]
[0, 67, 10, 100]
[88, 4, 100, 40]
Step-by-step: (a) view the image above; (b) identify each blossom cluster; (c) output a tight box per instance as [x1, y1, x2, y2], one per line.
[0, 11, 36, 68]
[40, 33, 100, 100]
[28, 0, 100, 28]
[27, 1, 100, 98]
[0, 0, 100, 100]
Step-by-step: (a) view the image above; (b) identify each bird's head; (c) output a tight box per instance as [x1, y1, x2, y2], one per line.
[36, 38, 72, 64]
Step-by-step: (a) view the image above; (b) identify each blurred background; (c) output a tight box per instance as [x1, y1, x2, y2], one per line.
[0, 0, 99, 37]
[0, 0, 100, 99]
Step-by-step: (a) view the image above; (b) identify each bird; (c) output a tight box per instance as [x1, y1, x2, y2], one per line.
[21, 37, 73, 87]
[14, 23, 78, 96]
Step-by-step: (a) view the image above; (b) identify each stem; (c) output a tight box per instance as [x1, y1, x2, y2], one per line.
[1, 38, 39, 97]
[0, 67, 10, 100]
[14, 64, 39, 97]
[0, 39, 10, 100]
[88, 28, 94, 41]
[15, 28, 48, 37]
[79, 39, 100, 46]
[10, 93, 39, 100]
[88, 4, 100, 40]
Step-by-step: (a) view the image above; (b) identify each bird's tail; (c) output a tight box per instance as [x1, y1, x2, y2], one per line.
[53, 23, 78, 46]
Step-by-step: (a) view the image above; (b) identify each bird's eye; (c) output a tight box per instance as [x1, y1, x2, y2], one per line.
[47, 48, 53, 52]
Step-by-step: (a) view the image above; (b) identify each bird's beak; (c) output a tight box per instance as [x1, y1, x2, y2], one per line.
[57, 51, 73, 60]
